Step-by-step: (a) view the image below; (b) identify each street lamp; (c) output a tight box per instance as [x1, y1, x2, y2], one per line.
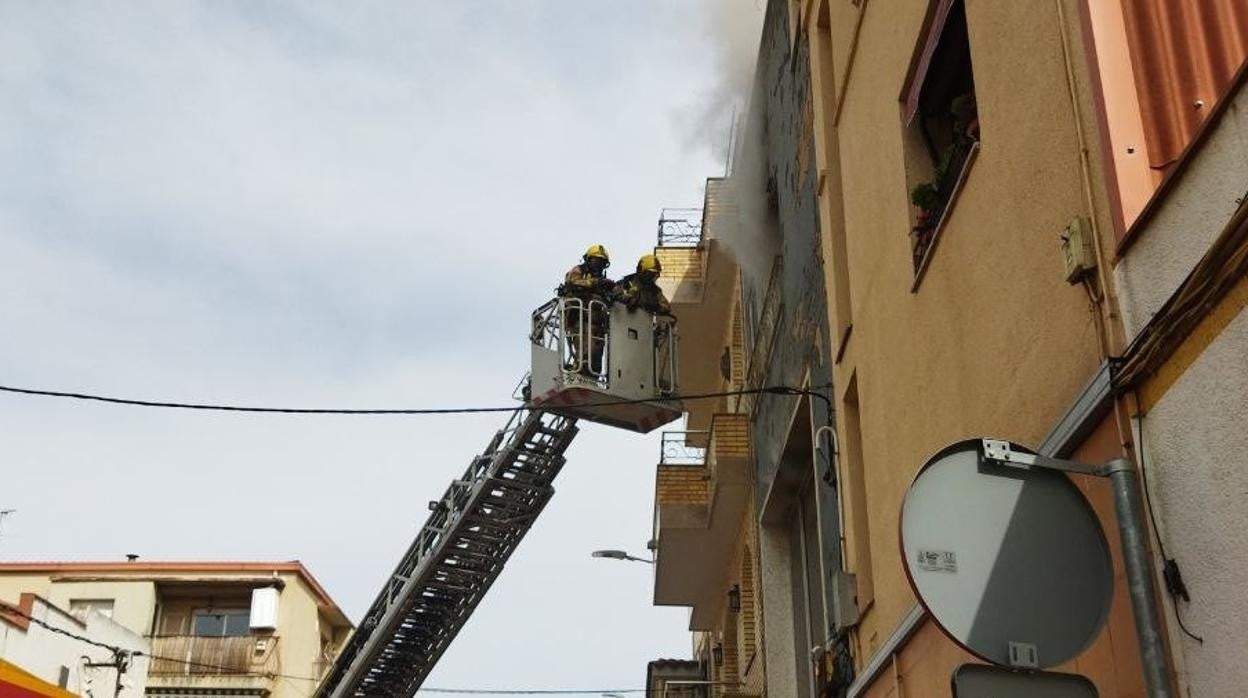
[591, 549, 654, 564]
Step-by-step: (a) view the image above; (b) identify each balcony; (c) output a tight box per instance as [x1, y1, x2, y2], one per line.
[146, 635, 278, 694]
[656, 179, 742, 433]
[653, 414, 751, 630]
[656, 431, 711, 529]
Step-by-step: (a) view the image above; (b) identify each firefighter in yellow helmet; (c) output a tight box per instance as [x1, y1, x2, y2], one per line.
[614, 254, 672, 316]
[561, 244, 614, 298]
[559, 245, 615, 376]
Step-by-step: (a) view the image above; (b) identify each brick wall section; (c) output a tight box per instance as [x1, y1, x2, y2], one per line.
[655, 247, 703, 280]
[656, 465, 709, 505]
[712, 414, 750, 460]
[739, 545, 758, 658]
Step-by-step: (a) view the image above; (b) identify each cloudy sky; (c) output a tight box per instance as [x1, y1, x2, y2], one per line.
[0, 1, 762, 692]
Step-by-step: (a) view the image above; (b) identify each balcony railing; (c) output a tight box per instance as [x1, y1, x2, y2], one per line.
[661, 431, 709, 465]
[657, 208, 704, 247]
[148, 635, 279, 676]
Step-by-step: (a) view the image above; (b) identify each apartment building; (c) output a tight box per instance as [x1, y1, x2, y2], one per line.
[805, 0, 1158, 693]
[0, 561, 353, 698]
[652, 2, 841, 694]
[650, 0, 1248, 696]
[1, 593, 149, 697]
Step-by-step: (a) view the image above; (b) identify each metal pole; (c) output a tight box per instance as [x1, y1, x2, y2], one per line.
[1103, 458, 1173, 698]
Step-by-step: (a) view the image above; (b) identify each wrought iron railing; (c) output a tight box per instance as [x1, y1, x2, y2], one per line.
[660, 431, 709, 465]
[657, 208, 704, 247]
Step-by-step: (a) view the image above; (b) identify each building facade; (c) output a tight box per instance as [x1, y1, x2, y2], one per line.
[0, 562, 352, 698]
[806, 0, 1151, 693]
[651, 0, 1247, 696]
[1, 593, 150, 697]
[652, 2, 841, 695]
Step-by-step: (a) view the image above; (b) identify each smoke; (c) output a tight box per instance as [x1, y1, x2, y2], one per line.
[688, 0, 776, 291]
[683, 0, 766, 165]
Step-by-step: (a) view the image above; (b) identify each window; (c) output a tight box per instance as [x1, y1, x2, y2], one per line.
[191, 609, 251, 637]
[789, 481, 824, 698]
[840, 374, 873, 607]
[902, 0, 979, 276]
[68, 599, 114, 622]
[814, 0, 854, 350]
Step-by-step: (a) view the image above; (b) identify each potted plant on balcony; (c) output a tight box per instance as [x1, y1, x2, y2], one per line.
[910, 180, 941, 265]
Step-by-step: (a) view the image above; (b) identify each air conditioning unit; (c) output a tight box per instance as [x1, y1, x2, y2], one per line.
[250, 587, 280, 630]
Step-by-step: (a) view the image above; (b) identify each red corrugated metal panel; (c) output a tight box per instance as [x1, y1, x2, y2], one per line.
[1120, 0, 1248, 170]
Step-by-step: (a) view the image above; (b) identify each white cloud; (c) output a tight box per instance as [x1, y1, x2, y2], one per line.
[0, 0, 727, 689]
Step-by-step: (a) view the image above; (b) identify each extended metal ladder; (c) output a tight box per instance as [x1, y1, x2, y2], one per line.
[315, 408, 579, 698]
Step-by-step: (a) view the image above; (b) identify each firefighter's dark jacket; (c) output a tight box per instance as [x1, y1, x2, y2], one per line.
[614, 273, 672, 315]
[560, 264, 614, 298]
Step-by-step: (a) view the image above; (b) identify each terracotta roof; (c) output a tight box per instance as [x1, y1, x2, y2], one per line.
[1120, 0, 1248, 170]
[0, 561, 350, 626]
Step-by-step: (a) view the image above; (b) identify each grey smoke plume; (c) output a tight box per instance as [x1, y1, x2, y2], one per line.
[683, 0, 776, 299]
[685, 0, 766, 165]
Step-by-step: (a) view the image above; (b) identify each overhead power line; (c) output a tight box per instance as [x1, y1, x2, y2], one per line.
[0, 383, 828, 416]
[3, 603, 647, 694]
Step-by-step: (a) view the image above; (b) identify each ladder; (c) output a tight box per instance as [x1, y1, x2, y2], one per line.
[315, 408, 579, 698]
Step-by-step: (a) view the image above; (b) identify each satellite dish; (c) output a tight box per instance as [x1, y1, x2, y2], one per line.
[900, 439, 1112, 669]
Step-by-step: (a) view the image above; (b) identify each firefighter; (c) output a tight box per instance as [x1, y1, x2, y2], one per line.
[559, 245, 614, 376]
[616, 254, 676, 394]
[561, 244, 614, 298]
[614, 254, 672, 316]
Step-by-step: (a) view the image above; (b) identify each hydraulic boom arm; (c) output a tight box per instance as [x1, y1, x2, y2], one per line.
[315, 408, 579, 698]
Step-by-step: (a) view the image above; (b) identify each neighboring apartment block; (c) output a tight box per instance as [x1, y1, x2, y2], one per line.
[649, 0, 1246, 696]
[1, 593, 149, 697]
[0, 561, 353, 698]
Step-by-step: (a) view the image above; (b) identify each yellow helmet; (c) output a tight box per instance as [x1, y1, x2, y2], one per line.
[583, 244, 610, 263]
[637, 254, 662, 275]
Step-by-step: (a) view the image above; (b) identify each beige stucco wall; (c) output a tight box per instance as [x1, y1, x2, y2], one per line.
[810, 0, 1142, 693]
[46, 581, 158, 635]
[276, 572, 331, 690]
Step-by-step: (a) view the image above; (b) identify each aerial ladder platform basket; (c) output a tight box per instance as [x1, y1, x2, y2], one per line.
[528, 296, 682, 433]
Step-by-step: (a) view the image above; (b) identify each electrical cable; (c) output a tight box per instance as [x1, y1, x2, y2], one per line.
[1, 603, 118, 653]
[2, 603, 321, 680]
[5, 603, 650, 693]
[0, 383, 828, 416]
[1134, 396, 1204, 644]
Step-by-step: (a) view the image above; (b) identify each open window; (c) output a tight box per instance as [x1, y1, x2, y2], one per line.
[902, 0, 979, 277]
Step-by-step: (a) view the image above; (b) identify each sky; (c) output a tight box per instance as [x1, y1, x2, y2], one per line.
[0, 0, 763, 692]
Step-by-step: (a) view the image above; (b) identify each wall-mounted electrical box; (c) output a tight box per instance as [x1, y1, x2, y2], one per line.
[1061, 216, 1096, 283]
